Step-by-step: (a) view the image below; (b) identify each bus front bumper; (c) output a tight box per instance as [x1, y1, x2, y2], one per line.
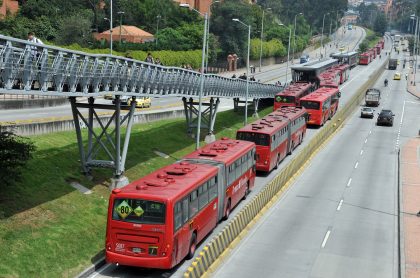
[106, 250, 172, 269]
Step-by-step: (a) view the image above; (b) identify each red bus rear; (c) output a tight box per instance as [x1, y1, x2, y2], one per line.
[236, 107, 308, 172]
[299, 87, 340, 126]
[106, 162, 220, 269]
[273, 82, 314, 110]
[183, 138, 256, 220]
[359, 53, 371, 65]
[335, 64, 350, 84]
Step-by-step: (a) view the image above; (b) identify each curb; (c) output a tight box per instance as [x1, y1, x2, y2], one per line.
[76, 255, 106, 278]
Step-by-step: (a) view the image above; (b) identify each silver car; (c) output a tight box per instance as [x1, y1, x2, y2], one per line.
[361, 107, 374, 118]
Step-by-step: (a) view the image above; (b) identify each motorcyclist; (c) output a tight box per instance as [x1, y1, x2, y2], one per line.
[384, 78, 388, 87]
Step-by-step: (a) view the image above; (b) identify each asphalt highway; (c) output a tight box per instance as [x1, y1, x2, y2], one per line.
[210, 43, 418, 278]
[86, 28, 394, 278]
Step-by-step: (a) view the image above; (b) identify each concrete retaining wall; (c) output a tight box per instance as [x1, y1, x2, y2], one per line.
[0, 97, 68, 110]
[2, 109, 186, 136]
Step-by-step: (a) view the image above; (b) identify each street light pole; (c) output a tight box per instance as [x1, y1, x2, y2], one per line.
[233, 19, 251, 125]
[292, 13, 303, 64]
[180, 3, 208, 149]
[259, 8, 271, 72]
[156, 15, 161, 47]
[280, 24, 291, 84]
[110, 0, 113, 54]
[118, 11, 124, 43]
[205, 1, 220, 71]
[320, 13, 328, 58]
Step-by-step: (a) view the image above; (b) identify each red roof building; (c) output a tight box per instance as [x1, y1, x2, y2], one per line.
[94, 25, 154, 44]
[0, 0, 18, 18]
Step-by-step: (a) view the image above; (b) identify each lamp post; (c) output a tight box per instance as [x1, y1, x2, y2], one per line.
[259, 8, 271, 72]
[411, 15, 419, 84]
[104, 17, 113, 54]
[280, 23, 291, 85]
[180, 4, 208, 149]
[292, 12, 303, 64]
[320, 13, 329, 58]
[156, 15, 161, 46]
[233, 18, 251, 125]
[205, 0, 220, 71]
[117, 11, 124, 43]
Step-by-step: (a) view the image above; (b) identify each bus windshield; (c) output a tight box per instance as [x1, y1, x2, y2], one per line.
[275, 95, 296, 104]
[300, 100, 320, 110]
[237, 132, 270, 146]
[112, 198, 166, 224]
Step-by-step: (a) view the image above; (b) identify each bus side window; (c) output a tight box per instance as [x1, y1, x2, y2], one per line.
[241, 155, 247, 174]
[228, 164, 235, 186]
[181, 197, 189, 225]
[235, 159, 241, 179]
[198, 182, 209, 210]
[189, 190, 198, 217]
[209, 176, 218, 200]
[174, 202, 182, 231]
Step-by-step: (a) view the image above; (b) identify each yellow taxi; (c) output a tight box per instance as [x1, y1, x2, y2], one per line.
[113, 96, 152, 108]
[393, 72, 401, 80]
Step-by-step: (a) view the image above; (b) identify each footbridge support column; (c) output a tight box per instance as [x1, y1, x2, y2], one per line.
[69, 96, 136, 189]
[182, 97, 220, 143]
[232, 98, 258, 119]
[253, 98, 260, 118]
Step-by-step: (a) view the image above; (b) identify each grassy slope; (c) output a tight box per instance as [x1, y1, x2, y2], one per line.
[0, 107, 272, 277]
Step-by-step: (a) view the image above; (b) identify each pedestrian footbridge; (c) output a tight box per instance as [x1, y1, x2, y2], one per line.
[0, 34, 281, 182]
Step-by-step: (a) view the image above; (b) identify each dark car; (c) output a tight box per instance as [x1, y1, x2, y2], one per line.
[377, 109, 395, 126]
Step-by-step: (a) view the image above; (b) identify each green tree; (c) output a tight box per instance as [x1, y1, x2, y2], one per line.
[0, 128, 35, 187]
[373, 13, 388, 35]
[55, 11, 94, 46]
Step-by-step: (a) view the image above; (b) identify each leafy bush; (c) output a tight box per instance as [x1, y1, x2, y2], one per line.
[63, 44, 202, 68]
[0, 128, 36, 187]
[250, 38, 287, 60]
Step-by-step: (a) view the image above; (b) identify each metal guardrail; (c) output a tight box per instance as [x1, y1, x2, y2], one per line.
[0, 34, 280, 98]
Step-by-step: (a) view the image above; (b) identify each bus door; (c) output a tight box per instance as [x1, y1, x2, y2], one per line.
[175, 197, 190, 264]
[216, 164, 226, 222]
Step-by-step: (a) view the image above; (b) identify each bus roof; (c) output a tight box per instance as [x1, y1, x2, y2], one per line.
[276, 82, 312, 96]
[237, 114, 289, 136]
[112, 162, 218, 202]
[271, 106, 308, 121]
[183, 138, 255, 166]
[291, 58, 338, 71]
[330, 51, 358, 58]
[300, 87, 339, 102]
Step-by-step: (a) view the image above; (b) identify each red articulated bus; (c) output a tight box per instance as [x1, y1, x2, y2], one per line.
[369, 48, 377, 59]
[183, 138, 256, 220]
[106, 138, 256, 269]
[359, 52, 371, 65]
[273, 82, 314, 110]
[236, 106, 308, 172]
[299, 87, 341, 126]
[335, 64, 350, 84]
[375, 44, 382, 55]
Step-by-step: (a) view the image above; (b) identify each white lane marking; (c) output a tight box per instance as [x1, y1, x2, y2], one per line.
[360, 150, 364, 155]
[337, 199, 344, 211]
[365, 138, 368, 143]
[347, 178, 352, 187]
[369, 130, 372, 135]
[395, 100, 407, 150]
[321, 230, 331, 248]
[89, 264, 113, 278]
[354, 162, 359, 169]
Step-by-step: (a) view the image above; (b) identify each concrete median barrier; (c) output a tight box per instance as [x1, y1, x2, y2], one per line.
[183, 57, 389, 278]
